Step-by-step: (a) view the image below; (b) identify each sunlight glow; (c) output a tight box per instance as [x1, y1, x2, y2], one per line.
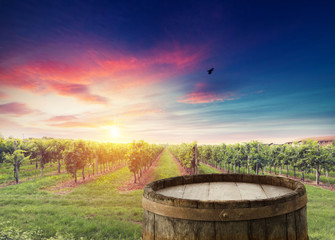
[102, 125, 120, 138]
[110, 125, 120, 137]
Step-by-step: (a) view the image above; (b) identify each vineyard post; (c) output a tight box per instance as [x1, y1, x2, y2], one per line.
[14, 140, 19, 184]
[194, 144, 198, 175]
[316, 145, 320, 185]
[95, 146, 98, 175]
[256, 143, 260, 175]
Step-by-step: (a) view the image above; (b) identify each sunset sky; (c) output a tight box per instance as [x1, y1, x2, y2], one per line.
[0, 0, 334, 144]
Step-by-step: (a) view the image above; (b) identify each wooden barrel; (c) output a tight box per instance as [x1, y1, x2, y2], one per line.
[142, 174, 308, 240]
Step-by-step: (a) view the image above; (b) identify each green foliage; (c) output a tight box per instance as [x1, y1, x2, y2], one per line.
[0, 137, 132, 184]
[0, 221, 44, 240]
[3, 149, 29, 169]
[168, 141, 197, 173]
[126, 140, 163, 183]
[170, 140, 335, 185]
[0, 221, 79, 240]
[64, 141, 87, 182]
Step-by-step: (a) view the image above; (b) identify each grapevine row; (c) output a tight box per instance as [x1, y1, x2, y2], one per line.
[0, 137, 163, 184]
[169, 140, 335, 185]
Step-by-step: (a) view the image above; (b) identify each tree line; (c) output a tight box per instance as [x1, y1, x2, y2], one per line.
[169, 140, 335, 185]
[0, 137, 162, 183]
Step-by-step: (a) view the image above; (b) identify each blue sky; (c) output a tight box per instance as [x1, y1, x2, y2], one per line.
[0, 0, 334, 143]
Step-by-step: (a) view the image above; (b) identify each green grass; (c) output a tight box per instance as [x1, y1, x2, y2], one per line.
[0, 149, 182, 239]
[306, 185, 335, 240]
[201, 163, 335, 240]
[0, 163, 65, 185]
[198, 163, 222, 174]
[152, 150, 181, 181]
[0, 166, 143, 239]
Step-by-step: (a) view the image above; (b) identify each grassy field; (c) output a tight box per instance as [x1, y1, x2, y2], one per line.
[198, 163, 222, 174]
[0, 163, 64, 185]
[0, 149, 181, 239]
[0, 166, 143, 239]
[152, 150, 181, 181]
[0, 152, 334, 239]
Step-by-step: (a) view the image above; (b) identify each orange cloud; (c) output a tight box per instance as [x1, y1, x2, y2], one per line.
[178, 81, 236, 104]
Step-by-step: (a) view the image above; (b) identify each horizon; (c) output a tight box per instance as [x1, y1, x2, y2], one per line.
[2, 134, 334, 146]
[1, 0, 335, 144]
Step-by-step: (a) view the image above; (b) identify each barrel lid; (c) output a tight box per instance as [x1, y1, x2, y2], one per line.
[142, 174, 307, 221]
[156, 182, 293, 201]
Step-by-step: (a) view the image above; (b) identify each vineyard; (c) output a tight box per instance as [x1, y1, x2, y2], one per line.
[0, 137, 334, 239]
[0, 138, 163, 186]
[169, 140, 335, 187]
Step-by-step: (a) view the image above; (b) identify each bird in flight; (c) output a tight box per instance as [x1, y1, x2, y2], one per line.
[207, 68, 214, 74]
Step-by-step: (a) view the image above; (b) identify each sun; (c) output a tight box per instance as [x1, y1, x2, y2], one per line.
[102, 125, 120, 139]
[109, 125, 120, 138]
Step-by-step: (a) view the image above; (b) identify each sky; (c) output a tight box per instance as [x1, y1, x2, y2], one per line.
[0, 0, 334, 144]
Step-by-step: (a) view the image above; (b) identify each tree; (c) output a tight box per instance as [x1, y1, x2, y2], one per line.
[304, 140, 323, 185]
[64, 141, 86, 183]
[3, 140, 29, 184]
[33, 139, 51, 176]
[296, 143, 311, 181]
[270, 145, 281, 175]
[126, 141, 143, 183]
[323, 144, 335, 177]
[48, 139, 66, 174]
[286, 144, 299, 178]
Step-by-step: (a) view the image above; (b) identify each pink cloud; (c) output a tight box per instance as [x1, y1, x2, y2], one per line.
[46, 115, 78, 122]
[0, 43, 207, 103]
[50, 121, 97, 128]
[48, 82, 108, 104]
[0, 92, 8, 99]
[0, 102, 35, 116]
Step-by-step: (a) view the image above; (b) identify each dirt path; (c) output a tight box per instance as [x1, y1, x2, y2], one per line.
[45, 164, 126, 195]
[200, 162, 335, 191]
